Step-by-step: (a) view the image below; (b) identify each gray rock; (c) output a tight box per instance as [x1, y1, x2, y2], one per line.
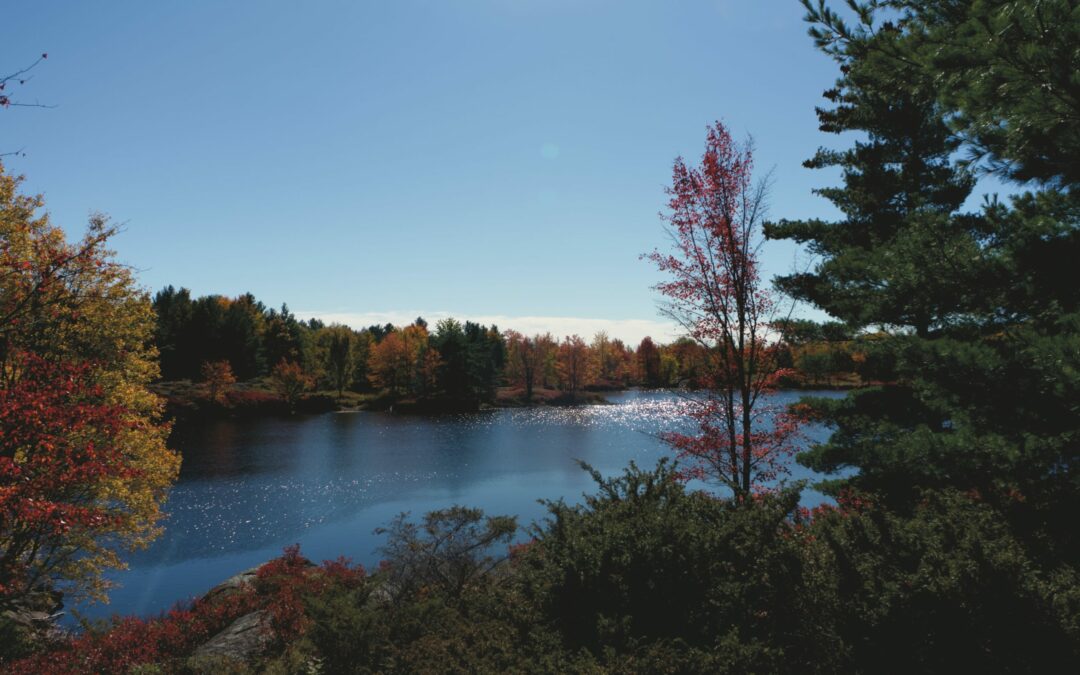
[202, 567, 260, 601]
[190, 610, 271, 663]
[1, 589, 66, 643]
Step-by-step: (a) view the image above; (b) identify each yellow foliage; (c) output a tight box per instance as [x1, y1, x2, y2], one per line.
[0, 163, 179, 602]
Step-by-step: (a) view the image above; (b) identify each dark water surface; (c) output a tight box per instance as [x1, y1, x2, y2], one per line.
[79, 389, 845, 621]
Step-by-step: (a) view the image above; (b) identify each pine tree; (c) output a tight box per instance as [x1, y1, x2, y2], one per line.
[774, 0, 1080, 564]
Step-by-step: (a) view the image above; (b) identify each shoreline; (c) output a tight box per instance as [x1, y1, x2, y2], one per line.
[153, 378, 866, 425]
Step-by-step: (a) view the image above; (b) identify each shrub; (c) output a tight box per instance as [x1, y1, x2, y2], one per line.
[3, 547, 365, 673]
[513, 459, 844, 671]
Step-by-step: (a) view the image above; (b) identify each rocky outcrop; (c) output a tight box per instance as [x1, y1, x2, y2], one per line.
[190, 610, 272, 665]
[1, 589, 65, 643]
[202, 566, 260, 601]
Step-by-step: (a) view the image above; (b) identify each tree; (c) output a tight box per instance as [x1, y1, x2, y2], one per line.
[271, 359, 313, 412]
[350, 330, 375, 392]
[151, 285, 194, 380]
[430, 320, 503, 407]
[504, 330, 547, 402]
[770, 3, 982, 338]
[0, 163, 178, 604]
[608, 338, 634, 386]
[416, 343, 442, 396]
[774, 0, 1080, 514]
[316, 324, 357, 397]
[375, 506, 516, 605]
[263, 304, 310, 374]
[803, 0, 1080, 188]
[220, 293, 265, 379]
[752, 4, 1080, 667]
[646, 123, 798, 497]
[668, 337, 708, 386]
[1, 54, 50, 158]
[536, 332, 558, 389]
[368, 325, 426, 396]
[635, 337, 662, 387]
[556, 335, 594, 401]
[0, 356, 147, 606]
[200, 360, 236, 404]
[590, 331, 616, 382]
[658, 351, 679, 387]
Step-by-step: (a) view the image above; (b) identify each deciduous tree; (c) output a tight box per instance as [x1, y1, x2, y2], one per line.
[0, 164, 177, 604]
[0, 356, 143, 605]
[368, 325, 427, 396]
[504, 330, 549, 402]
[556, 335, 594, 401]
[271, 359, 313, 412]
[635, 337, 662, 388]
[647, 123, 798, 497]
[200, 360, 236, 404]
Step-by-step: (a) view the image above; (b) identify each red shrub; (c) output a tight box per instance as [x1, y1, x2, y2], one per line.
[4, 546, 366, 673]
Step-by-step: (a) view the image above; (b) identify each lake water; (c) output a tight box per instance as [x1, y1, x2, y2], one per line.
[78, 389, 845, 622]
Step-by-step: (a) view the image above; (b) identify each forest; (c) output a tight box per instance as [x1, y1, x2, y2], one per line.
[150, 286, 861, 413]
[1, 0, 1078, 672]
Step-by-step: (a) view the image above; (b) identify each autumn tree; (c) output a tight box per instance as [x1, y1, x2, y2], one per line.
[646, 123, 797, 497]
[368, 325, 427, 396]
[416, 343, 442, 396]
[556, 335, 594, 401]
[658, 351, 679, 388]
[0, 163, 178, 605]
[590, 331, 616, 383]
[504, 330, 549, 402]
[200, 360, 236, 404]
[271, 359, 313, 412]
[0, 356, 147, 605]
[608, 338, 634, 386]
[668, 338, 708, 386]
[349, 330, 375, 391]
[536, 333, 558, 389]
[635, 337, 662, 388]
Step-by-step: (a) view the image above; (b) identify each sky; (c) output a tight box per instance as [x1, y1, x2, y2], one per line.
[0, 1, 986, 344]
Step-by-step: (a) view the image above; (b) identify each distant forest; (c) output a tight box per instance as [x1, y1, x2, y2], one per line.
[151, 286, 860, 405]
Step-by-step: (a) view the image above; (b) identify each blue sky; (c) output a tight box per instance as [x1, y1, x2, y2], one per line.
[0, 1, 987, 343]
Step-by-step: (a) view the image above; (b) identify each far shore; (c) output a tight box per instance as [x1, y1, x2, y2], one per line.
[152, 376, 865, 425]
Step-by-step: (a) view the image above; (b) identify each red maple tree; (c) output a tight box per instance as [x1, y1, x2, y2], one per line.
[0, 353, 142, 601]
[646, 122, 799, 498]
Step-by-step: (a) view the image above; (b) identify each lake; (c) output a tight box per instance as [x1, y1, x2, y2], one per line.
[78, 389, 845, 622]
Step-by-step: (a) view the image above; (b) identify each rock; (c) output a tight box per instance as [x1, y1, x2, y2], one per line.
[2, 588, 64, 632]
[202, 567, 260, 601]
[190, 610, 271, 664]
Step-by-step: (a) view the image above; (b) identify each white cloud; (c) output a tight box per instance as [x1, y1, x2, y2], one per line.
[296, 309, 681, 345]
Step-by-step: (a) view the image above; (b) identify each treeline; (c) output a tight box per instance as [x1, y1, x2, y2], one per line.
[153, 287, 319, 381]
[154, 287, 853, 405]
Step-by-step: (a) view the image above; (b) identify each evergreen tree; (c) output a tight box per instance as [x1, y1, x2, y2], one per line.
[152, 285, 193, 380]
[772, 0, 1080, 567]
[262, 304, 311, 374]
[220, 293, 265, 380]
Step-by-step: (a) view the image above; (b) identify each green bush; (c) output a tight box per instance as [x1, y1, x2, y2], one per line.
[512, 460, 845, 672]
